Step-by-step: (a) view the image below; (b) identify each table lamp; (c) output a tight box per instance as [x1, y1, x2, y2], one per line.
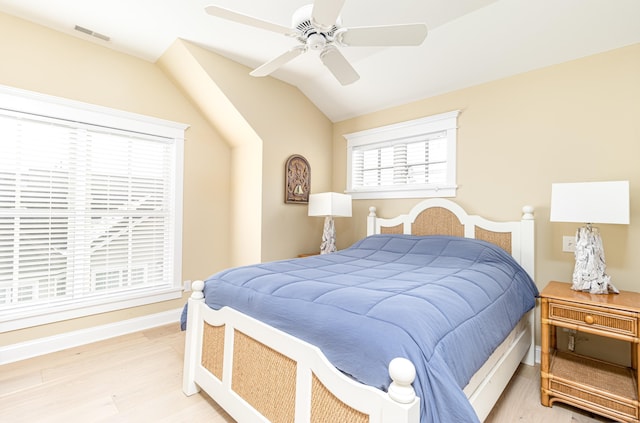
[308, 192, 352, 254]
[550, 181, 630, 294]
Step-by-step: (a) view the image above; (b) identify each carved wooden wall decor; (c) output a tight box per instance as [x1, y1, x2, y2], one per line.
[285, 154, 310, 204]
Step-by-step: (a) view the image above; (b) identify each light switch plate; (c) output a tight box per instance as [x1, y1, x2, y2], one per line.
[562, 236, 576, 253]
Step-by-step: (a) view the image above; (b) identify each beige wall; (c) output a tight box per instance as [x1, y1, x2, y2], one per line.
[157, 39, 264, 267]
[163, 40, 333, 262]
[333, 43, 640, 357]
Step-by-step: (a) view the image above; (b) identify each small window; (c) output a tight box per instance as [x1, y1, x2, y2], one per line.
[344, 110, 459, 199]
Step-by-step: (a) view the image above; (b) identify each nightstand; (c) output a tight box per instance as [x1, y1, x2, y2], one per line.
[540, 281, 640, 422]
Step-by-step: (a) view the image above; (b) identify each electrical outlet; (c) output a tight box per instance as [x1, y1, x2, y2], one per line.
[568, 334, 575, 351]
[562, 236, 576, 253]
[183, 280, 192, 292]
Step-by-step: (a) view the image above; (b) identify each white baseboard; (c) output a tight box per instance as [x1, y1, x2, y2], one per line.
[0, 308, 183, 365]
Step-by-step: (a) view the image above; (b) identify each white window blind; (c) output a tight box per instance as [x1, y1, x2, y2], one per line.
[0, 86, 186, 331]
[351, 132, 447, 188]
[345, 111, 459, 199]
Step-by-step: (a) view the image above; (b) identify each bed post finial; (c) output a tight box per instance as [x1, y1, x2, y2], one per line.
[369, 206, 377, 217]
[191, 280, 205, 300]
[521, 205, 534, 220]
[387, 357, 416, 404]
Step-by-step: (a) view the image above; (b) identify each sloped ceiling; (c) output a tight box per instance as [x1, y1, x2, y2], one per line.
[0, 0, 639, 121]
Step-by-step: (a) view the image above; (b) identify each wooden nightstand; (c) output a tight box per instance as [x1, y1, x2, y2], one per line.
[540, 281, 640, 422]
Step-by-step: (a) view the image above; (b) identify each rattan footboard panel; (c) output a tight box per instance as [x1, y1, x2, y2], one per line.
[311, 373, 368, 423]
[201, 322, 225, 380]
[232, 330, 297, 423]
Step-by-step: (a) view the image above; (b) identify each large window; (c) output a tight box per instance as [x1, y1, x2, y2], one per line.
[0, 86, 186, 331]
[345, 110, 459, 199]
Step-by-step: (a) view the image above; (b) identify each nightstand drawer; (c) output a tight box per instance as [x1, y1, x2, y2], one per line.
[548, 299, 638, 338]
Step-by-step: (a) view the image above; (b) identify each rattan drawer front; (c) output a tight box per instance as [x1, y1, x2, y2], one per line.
[548, 300, 638, 338]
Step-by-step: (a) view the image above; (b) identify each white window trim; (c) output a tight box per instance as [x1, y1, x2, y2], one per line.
[344, 110, 459, 200]
[0, 84, 188, 332]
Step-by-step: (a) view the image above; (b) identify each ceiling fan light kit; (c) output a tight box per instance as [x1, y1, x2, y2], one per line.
[205, 0, 428, 86]
[306, 33, 327, 51]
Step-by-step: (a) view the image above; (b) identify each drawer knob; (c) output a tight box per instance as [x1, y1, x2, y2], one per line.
[584, 315, 595, 325]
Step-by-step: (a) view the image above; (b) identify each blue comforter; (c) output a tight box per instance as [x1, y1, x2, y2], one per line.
[185, 234, 538, 423]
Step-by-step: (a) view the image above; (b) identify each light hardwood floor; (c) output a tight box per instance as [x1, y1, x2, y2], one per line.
[1, 324, 614, 422]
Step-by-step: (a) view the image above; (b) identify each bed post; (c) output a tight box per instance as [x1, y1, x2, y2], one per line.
[520, 206, 535, 280]
[385, 358, 420, 422]
[183, 280, 205, 396]
[367, 206, 377, 236]
[520, 206, 536, 366]
[388, 357, 417, 403]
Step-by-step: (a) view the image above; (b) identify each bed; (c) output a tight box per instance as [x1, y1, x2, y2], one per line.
[182, 198, 538, 422]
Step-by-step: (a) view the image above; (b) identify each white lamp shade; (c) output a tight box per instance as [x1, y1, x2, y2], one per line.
[308, 192, 352, 217]
[550, 181, 630, 224]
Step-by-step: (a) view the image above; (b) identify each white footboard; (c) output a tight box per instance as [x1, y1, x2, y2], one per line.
[183, 281, 420, 423]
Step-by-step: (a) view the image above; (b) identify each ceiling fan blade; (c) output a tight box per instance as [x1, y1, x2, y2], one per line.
[205, 5, 296, 36]
[250, 46, 306, 77]
[311, 0, 346, 31]
[319, 46, 359, 86]
[337, 23, 428, 46]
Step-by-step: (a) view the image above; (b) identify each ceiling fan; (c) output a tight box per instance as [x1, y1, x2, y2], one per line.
[205, 0, 428, 85]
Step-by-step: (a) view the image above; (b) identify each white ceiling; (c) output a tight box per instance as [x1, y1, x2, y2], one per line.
[1, 0, 639, 122]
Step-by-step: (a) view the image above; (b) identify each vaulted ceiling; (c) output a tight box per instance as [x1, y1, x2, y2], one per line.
[1, 0, 639, 122]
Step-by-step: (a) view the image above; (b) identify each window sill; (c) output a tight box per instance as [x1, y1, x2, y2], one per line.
[1, 287, 183, 332]
[346, 185, 457, 200]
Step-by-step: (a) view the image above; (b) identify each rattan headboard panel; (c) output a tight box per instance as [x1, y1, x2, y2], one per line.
[475, 227, 512, 254]
[396, 206, 513, 254]
[380, 224, 403, 235]
[411, 207, 464, 237]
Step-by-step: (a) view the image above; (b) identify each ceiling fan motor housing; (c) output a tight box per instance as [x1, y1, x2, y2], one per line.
[292, 4, 340, 48]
